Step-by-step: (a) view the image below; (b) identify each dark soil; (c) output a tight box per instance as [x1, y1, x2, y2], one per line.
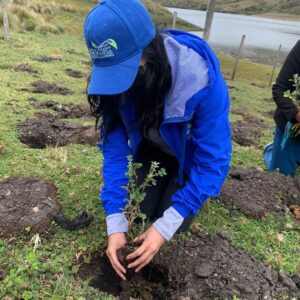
[33, 56, 62, 63]
[78, 232, 300, 300]
[221, 168, 300, 219]
[0, 177, 61, 237]
[28, 80, 73, 95]
[232, 114, 268, 147]
[14, 64, 38, 74]
[30, 99, 92, 119]
[18, 116, 99, 149]
[65, 68, 85, 79]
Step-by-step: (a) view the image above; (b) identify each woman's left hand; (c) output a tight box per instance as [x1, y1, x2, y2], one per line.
[127, 226, 165, 272]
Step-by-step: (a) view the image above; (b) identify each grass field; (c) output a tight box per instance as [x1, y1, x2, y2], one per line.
[0, 1, 299, 299]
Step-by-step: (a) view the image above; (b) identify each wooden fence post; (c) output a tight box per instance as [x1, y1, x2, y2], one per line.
[203, 0, 216, 41]
[231, 34, 246, 81]
[268, 44, 282, 87]
[2, 0, 9, 41]
[172, 11, 177, 29]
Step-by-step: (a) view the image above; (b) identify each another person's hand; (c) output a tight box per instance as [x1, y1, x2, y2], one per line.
[127, 226, 165, 272]
[106, 232, 127, 280]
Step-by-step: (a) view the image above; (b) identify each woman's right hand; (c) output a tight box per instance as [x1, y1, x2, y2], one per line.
[106, 232, 127, 280]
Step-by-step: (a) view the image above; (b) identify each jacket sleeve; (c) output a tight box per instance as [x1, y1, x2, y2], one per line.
[100, 119, 131, 218]
[171, 81, 232, 219]
[272, 40, 300, 121]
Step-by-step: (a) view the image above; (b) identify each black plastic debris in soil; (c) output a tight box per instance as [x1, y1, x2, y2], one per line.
[30, 99, 92, 119]
[65, 68, 85, 78]
[27, 80, 73, 95]
[18, 116, 99, 149]
[231, 114, 268, 147]
[78, 232, 300, 300]
[221, 168, 300, 219]
[0, 177, 61, 238]
[14, 63, 38, 74]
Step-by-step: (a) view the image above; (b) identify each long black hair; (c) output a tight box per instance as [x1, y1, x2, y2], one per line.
[87, 29, 172, 137]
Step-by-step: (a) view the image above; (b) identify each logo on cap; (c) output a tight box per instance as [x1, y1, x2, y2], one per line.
[89, 38, 118, 59]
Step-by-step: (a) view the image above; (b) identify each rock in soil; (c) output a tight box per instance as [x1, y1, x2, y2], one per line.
[27, 80, 73, 95]
[18, 116, 99, 149]
[232, 114, 268, 147]
[65, 68, 85, 78]
[29, 99, 92, 119]
[14, 63, 38, 74]
[0, 177, 61, 237]
[78, 233, 300, 300]
[221, 168, 300, 219]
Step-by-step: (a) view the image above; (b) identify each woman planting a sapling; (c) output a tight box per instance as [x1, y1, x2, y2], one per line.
[84, 0, 231, 280]
[264, 40, 300, 176]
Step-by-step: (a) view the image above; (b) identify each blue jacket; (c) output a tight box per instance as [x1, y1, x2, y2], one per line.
[100, 30, 231, 220]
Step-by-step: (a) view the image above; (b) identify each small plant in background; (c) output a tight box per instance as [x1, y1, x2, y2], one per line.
[284, 74, 300, 136]
[124, 155, 167, 241]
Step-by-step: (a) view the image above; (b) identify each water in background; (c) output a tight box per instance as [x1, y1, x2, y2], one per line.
[166, 7, 300, 64]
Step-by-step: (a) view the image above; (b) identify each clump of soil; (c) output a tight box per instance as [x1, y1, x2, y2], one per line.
[14, 63, 38, 74]
[78, 233, 300, 300]
[221, 168, 300, 219]
[33, 56, 62, 63]
[18, 116, 98, 149]
[231, 108, 247, 117]
[30, 99, 92, 119]
[232, 114, 268, 147]
[29, 80, 73, 95]
[65, 68, 85, 79]
[0, 177, 61, 237]
[228, 85, 241, 91]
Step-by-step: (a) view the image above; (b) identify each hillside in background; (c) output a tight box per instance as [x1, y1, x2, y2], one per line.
[0, 0, 200, 37]
[156, 0, 300, 17]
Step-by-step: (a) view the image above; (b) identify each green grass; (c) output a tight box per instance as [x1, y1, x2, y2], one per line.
[0, 6, 299, 299]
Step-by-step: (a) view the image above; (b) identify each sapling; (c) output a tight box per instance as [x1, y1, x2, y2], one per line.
[124, 155, 167, 241]
[117, 155, 167, 273]
[284, 73, 300, 136]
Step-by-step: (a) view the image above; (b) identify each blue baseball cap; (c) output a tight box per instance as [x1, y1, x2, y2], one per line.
[84, 0, 155, 95]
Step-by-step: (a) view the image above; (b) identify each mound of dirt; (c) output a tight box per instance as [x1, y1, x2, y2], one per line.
[78, 233, 300, 300]
[29, 80, 73, 95]
[33, 56, 62, 63]
[221, 168, 300, 219]
[30, 99, 92, 119]
[18, 116, 98, 149]
[0, 177, 61, 237]
[65, 68, 85, 79]
[232, 114, 268, 147]
[14, 64, 38, 74]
